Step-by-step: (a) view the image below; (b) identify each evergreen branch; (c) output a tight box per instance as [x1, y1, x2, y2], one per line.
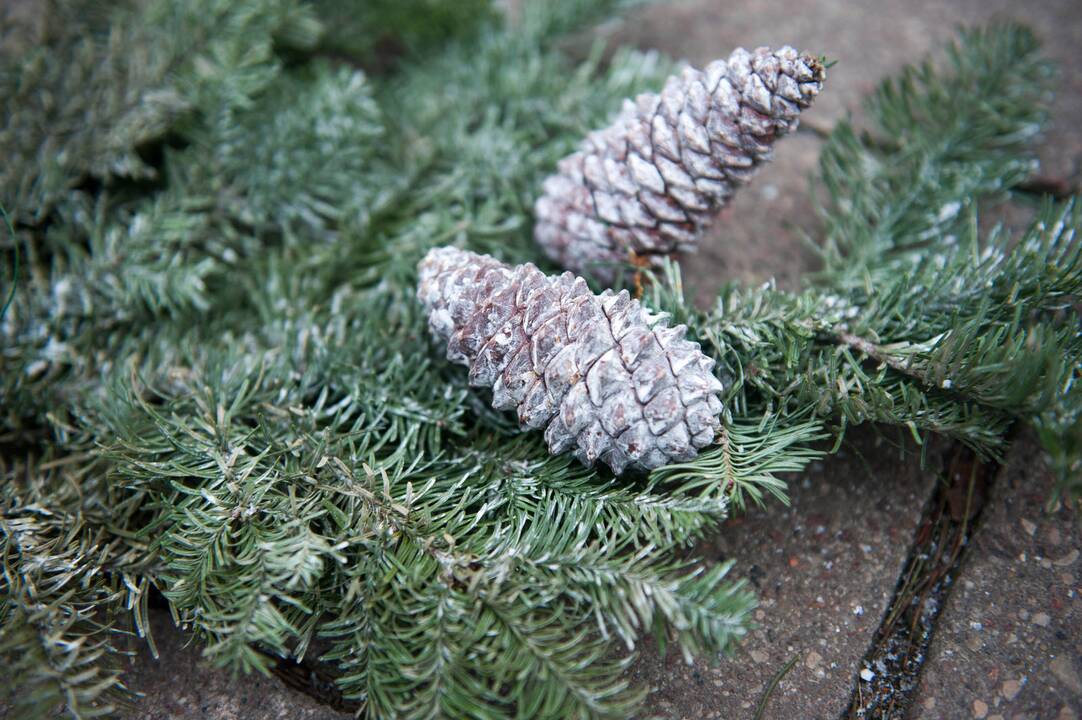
[307, 0, 497, 68]
[652, 417, 827, 511]
[514, 0, 657, 43]
[479, 597, 638, 719]
[0, 455, 152, 719]
[815, 22, 1054, 283]
[0, 205, 15, 321]
[0, 0, 322, 224]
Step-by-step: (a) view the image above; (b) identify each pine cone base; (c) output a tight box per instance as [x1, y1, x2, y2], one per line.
[417, 247, 724, 474]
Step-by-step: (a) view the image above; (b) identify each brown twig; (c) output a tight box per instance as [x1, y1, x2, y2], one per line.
[832, 331, 918, 378]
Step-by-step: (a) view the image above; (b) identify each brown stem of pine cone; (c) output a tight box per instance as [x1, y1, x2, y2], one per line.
[417, 247, 725, 474]
[534, 45, 826, 283]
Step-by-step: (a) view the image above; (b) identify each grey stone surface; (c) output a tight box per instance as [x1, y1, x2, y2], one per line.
[909, 436, 1082, 720]
[118, 608, 351, 720]
[629, 433, 943, 719]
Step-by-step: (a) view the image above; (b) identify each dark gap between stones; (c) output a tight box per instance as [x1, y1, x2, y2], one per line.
[842, 443, 998, 719]
[141, 587, 360, 714]
[268, 651, 360, 715]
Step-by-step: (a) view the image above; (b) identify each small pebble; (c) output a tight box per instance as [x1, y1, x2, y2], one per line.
[1032, 612, 1051, 627]
[970, 621, 983, 631]
[1021, 518, 1037, 536]
[1050, 656, 1082, 695]
[973, 698, 988, 718]
[853, 605, 865, 616]
[1000, 679, 1021, 701]
[860, 668, 875, 682]
[1053, 549, 1078, 567]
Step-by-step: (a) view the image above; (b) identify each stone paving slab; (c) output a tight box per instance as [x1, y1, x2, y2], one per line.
[910, 436, 1082, 720]
[630, 433, 943, 719]
[118, 608, 351, 720]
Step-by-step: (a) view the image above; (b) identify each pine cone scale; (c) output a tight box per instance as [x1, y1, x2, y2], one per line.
[418, 247, 724, 474]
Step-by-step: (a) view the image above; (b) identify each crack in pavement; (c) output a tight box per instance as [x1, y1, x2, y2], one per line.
[842, 444, 998, 719]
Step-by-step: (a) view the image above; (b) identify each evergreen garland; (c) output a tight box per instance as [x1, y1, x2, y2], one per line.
[0, 3, 1078, 718]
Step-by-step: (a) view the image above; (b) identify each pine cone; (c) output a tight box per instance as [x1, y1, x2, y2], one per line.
[534, 46, 825, 282]
[417, 247, 724, 474]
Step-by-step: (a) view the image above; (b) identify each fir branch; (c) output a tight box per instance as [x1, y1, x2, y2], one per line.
[514, 0, 657, 43]
[0, 455, 152, 720]
[0, 0, 321, 225]
[652, 418, 827, 511]
[815, 23, 1054, 284]
[307, 0, 497, 68]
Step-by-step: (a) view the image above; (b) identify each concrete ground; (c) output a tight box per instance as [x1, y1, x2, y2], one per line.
[118, 610, 351, 720]
[629, 432, 945, 719]
[24, 0, 1081, 717]
[909, 435, 1081, 720]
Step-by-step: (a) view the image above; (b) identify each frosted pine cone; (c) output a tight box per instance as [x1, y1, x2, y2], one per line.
[535, 46, 826, 282]
[417, 247, 724, 474]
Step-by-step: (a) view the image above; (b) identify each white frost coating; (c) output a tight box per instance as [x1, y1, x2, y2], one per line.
[936, 200, 962, 223]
